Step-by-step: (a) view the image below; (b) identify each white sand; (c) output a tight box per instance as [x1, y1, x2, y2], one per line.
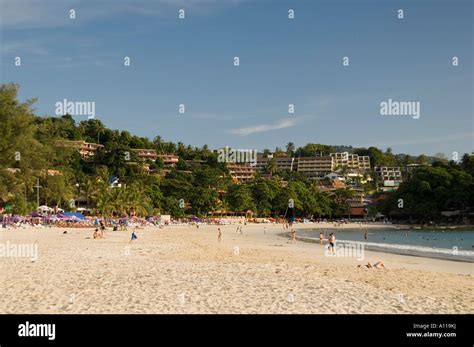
[0, 223, 472, 313]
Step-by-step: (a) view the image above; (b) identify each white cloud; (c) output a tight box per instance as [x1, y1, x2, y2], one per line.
[1, 40, 50, 56]
[230, 118, 298, 136]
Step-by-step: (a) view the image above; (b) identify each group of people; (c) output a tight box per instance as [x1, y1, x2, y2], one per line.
[320, 230, 385, 269]
[92, 220, 139, 242]
[90, 222, 388, 271]
[235, 226, 244, 235]
[93, 220, 106, 239]
[318, 231, 336, 252]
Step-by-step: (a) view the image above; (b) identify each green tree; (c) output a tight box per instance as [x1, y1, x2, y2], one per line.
[331, 189, 355, 217]
[265, 158, 279, 176]
[42, 174, 74, 209]
[286, 142, 296, 156]
[250, 178, 280, 216]
[227, 184, 255, 213]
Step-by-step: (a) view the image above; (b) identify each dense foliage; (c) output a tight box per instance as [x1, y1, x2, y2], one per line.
[1, 84, 473, 221]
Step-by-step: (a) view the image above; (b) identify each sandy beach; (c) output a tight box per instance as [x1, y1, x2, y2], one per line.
[1, 223, 472, 314]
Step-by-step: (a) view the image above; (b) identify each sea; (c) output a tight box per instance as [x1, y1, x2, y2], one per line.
[298, 228, 474, 262]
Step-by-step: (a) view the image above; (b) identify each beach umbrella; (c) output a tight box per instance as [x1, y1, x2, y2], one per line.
[57, 212, 84, 220]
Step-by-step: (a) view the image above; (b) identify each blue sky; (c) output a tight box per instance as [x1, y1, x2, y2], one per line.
[1, 0, 472, 156]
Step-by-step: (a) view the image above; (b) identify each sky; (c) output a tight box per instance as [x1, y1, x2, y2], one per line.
[0, 0, 472, 157]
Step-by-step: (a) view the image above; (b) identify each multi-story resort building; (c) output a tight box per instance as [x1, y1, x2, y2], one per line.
[256, 152, 369, 179]
[330, 152, 371, 171]
[158, 154, 179, 168]
[296, 156, 334, 179]
[227, 163, 256, 183]
[58, 140, 104, 158]
[256, 156, 327, 177]
[255, 157, 268, 174]
[358, 156, 371, 171]
[256, 156, 295, 173]
[130, 148, 158, 161]
[375, 166, 403, 190]
[374, 166, 402, 181]
[130, 149, 179, 168]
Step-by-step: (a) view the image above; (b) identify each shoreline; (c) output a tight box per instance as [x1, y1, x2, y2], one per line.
[289, 224, 474, 263]
[293, 235, 474, 263]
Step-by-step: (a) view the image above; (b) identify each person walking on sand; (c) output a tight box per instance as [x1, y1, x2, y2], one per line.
[218, 228, 222, 242]
[129, 226, 138, 242]
[264, 226, 266, 234]
[319, 231, 324, 245]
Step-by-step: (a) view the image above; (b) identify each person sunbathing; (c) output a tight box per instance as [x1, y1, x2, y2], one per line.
[373, 261, 385, 269]
[358, 261, 385, 269]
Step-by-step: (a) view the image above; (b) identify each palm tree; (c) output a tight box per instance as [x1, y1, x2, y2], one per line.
[80, 176, 98, 208]
[286, 142, 295, 156]
[332, 188, 356, 218]
[109, 187, 125, 215]
[265, 158, 279, 177]
[95, 190, 111, 216]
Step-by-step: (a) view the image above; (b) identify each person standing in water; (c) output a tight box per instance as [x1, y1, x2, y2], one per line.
[291, 228, 297, 244]
[328, 233, 336, 254]
[319, 231, 324, 245]
[364, 230, 368, 240]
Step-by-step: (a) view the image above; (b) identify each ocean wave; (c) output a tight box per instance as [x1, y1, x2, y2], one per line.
[336, 239, 474, 258]
[300, 235, 474, 260]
